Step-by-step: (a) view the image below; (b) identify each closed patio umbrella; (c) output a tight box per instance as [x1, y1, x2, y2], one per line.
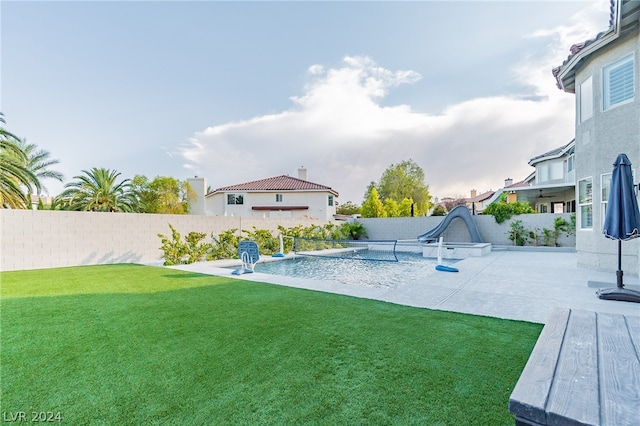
[597, 153, 640, 303]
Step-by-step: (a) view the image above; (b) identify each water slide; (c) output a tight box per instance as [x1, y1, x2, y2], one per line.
[417, 205, 483, 243]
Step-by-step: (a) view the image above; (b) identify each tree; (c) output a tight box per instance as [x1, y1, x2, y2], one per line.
[14, 139, 63, 197]
[383, 198, 400, 217]
[442, 197, 467, 212]
[0, 113, 39, 208]
[361, 187, 386, 218]
[373, 159, 431, 216]
[57, 168, 139, 212]
[482, 194, 535, 223]
[336, 201, 361, 215]
[132, 175, 195, 214]
[398, 198, 414, 217]
[431, 205, 447, 216]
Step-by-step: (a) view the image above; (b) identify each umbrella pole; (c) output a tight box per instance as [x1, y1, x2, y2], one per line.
[616, 239, 624, 288]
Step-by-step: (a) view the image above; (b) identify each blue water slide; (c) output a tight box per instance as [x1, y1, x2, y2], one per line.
[418, 205, 483, 243]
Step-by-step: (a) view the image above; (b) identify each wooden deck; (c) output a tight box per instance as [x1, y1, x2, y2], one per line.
[509, 308, 640, 426]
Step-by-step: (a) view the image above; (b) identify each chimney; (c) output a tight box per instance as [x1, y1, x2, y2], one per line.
[298, 166, 308, 181]
[186, 176, 207, 215]
[470, 189, 477, 198]
[504, 178, 513, 187]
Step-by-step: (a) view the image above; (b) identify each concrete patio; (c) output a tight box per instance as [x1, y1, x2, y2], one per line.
[169, 249, 640, 324]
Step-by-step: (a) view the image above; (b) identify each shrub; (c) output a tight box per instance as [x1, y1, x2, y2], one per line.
[483, 199, 535, 224]
[209, 229, 240, 260]
[431, 205, 447, 216]
[339, 222, 368, 240]
[508, 220, 529, 246]
[157, 224, 189, 265]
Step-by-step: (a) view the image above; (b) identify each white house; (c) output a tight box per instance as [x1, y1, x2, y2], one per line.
[188, 168, 339, 221]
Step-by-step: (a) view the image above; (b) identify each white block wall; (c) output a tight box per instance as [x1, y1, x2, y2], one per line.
[0, 210, 324, 271]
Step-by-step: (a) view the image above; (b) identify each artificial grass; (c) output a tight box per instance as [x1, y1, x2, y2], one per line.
[1, 265, 542, 425]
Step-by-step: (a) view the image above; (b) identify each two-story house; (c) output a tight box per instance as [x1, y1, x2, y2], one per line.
[553, 0, 639, 275]
[187, 168, 339, 221]
[485, 140, 577, 213]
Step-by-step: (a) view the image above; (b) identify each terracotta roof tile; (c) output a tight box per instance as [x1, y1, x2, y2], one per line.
[210, 175, 338, 196]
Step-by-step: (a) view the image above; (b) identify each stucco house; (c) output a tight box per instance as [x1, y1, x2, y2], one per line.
[553, 0, 639, 275]
[501, 140, 577, 213]
[485, 141, 577, 213]
[465, 189, 495, 214]
[187, 168, 339, 221]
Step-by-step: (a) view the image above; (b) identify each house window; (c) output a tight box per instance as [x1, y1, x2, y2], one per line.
[537, 203, 548, 213]
[553, 202, 565, 214]
[276, 194, 283, 202]
[328, 195, 334, 206]
[603, 54, 634, 110]
[578, 178, 593, 229]
[601, 173, 611, 227]
[567, 154, 575, 173]
[579, 76, 593, 122]
[537, 160, 563, 183]
[227, 194, 244, 205]
[550, 161, 563, 180]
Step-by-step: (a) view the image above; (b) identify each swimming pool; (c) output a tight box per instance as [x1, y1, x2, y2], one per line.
[250, 252, 456, 289]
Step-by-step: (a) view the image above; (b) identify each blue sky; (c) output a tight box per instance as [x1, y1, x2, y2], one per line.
[2, 1, 610, 204]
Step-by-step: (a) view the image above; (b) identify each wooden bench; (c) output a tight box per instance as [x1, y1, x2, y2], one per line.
[509, 308, 640, 426]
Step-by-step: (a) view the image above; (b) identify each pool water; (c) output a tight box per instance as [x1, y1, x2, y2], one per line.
[252, 252, 453, 289]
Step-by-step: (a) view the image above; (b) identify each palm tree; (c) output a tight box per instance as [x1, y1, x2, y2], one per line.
[14, 139, 64, 196]
[0, 113, 39, 208]
[58, 168, 139, 212]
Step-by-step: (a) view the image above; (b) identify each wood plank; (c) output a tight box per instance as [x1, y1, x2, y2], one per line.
[509, 308, 570, 425]
[546, 309, 600, 426]
[597, 313, 640, 426]
[626, 315, 640, 361]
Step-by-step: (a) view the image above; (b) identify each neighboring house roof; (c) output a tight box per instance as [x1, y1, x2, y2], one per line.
[505, 180, 530, 189]
[466, 191, 495, 203]
[553, 0, 640, 92]
[208, 175, 339, 197]
[528, 139, 575, 166]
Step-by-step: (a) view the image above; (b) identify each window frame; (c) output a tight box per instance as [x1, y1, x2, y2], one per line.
[578, 177, 593, 230]
[328, 195, 334, 207]
[276, 194, 283, 203]
[601, 173, 611, 228]
[579, 76, 593, 122]
[226, 194, 244, 205]
[602, 53, 635, 111]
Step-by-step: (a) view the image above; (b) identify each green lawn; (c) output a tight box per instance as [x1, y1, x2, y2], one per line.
[1, 265, 541, 425]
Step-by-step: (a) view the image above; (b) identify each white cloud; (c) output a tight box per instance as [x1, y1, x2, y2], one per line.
[179, 4, 608, 203]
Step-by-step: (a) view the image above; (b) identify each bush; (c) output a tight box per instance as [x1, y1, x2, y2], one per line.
[158, 224, 211, 265]
[209, 229, 240, 260]
[339, 222, 368, 240]
[483, 199, 535, 224]
[508, 220, 529, 246]
[431, 205, 446, 216]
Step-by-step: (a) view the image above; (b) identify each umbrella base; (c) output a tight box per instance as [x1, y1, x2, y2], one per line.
[596, 287, 640, 303]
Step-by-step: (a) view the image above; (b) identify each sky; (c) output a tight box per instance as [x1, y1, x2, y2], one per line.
[1, 0, 611, 204]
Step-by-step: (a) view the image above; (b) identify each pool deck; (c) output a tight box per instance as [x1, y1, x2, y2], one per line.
[168, 249, 640, 324]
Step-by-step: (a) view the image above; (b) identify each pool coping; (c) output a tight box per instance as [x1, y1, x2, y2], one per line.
[167, 250, 640, 324]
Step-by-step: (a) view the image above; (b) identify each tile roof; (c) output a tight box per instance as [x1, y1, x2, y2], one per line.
[552, 0, 640, 91]
[528, 139, 575, 166]
[466, 191, 495, 203]
[210, 175, 338, 196]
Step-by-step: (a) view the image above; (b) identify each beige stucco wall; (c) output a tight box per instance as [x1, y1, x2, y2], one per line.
[205, 191, 336, 220]
[0, 209, 324, 272]
[573, 28, 640, 276]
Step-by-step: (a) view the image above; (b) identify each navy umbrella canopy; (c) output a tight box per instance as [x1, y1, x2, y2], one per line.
[597, 153, 640, 303]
